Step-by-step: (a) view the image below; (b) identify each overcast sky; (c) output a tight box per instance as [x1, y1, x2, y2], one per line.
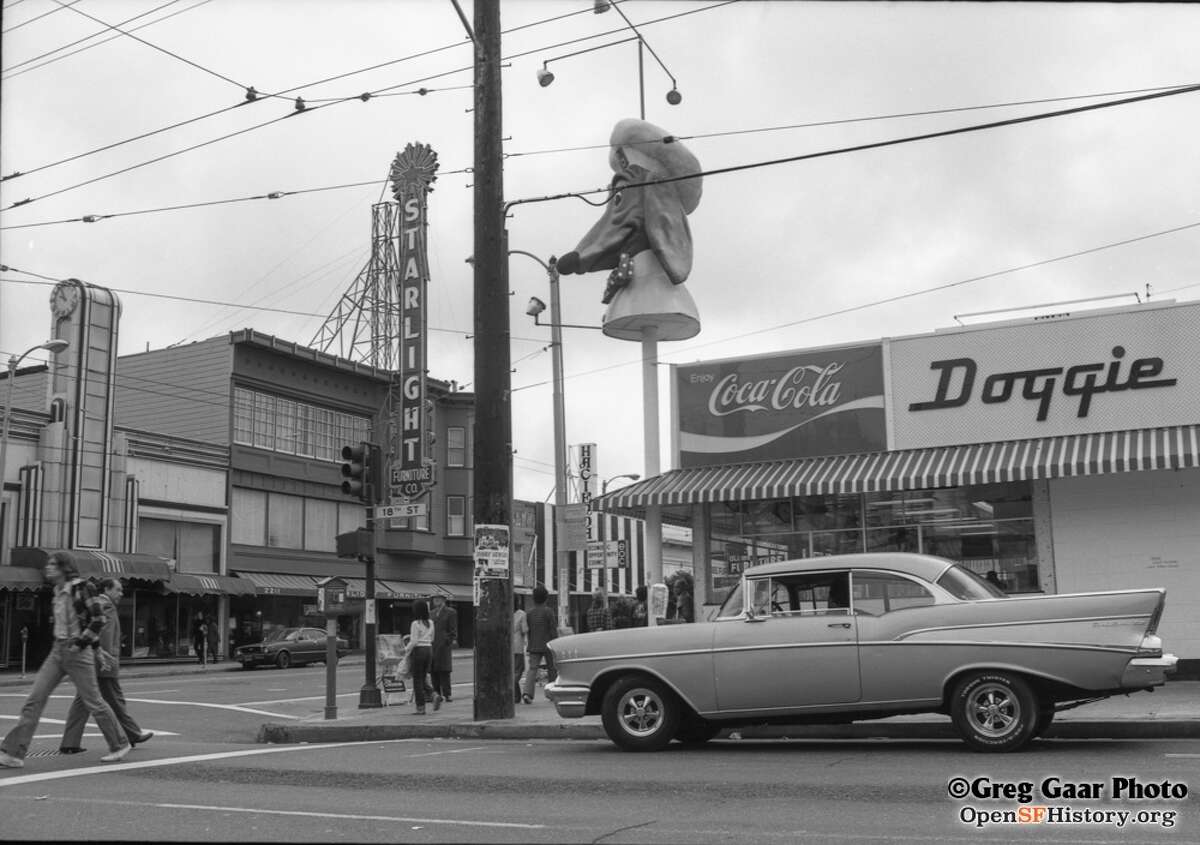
[2, 0, 1198, 502]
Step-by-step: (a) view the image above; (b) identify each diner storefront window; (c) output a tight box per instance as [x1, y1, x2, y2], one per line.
[708, 482, 1038, 600]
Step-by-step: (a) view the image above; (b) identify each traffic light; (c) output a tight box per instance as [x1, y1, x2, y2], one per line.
[340, 442, 382, 503]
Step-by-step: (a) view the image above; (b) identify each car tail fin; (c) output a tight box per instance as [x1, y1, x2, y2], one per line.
[1147, 591, 1165, 635]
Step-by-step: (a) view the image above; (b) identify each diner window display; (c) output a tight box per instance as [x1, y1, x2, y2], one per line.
[707, 482, 1037, 600]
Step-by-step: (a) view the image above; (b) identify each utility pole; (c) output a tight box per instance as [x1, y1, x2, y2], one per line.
[471, 0, 514, 721]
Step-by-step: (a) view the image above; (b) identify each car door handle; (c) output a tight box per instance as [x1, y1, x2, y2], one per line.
[827, 622, 852, 629]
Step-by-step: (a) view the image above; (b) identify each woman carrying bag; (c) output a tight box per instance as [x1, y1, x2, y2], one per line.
[405, 600, 435, 715]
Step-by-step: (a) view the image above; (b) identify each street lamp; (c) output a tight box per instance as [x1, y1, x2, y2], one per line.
[1, 338, 70, 567]
[602, 473, 640, 495]
[535, 12, 682, 119]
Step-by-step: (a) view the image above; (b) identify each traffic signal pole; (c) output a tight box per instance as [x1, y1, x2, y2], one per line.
[471, 0, 514, 721]
[342, 441, 384, 708]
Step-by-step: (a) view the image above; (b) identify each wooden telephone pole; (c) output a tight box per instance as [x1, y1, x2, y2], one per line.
[471, 0, 514, 721]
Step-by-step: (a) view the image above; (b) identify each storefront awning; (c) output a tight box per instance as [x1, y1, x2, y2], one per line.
[162, 573, 258, 597]
[11, 548, 173, 580]
[0, 566, 46, 591]
[605, 425, 1200, 509]
[234, 572, 318, 597]
[435, 583, 472, 601]
[379, 580, 443, 599]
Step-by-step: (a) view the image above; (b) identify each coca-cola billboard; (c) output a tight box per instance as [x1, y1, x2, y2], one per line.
[672, 344, 886, 468]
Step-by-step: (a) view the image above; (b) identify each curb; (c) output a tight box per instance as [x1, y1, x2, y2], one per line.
[257, 718, 1200, 745]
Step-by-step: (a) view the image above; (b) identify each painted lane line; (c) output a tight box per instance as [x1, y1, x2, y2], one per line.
[235, 693, 359, 706]
[1166, 753, 1200, 758]
[37, 796, 546, 831]
[122, 698, 297, 719]
[33, 730, 179, 740]
[0, 739, 480, 789]
[405, 746, 485, 758]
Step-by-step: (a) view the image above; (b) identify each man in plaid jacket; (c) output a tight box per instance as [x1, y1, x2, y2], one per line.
[0, 552, 132, 768]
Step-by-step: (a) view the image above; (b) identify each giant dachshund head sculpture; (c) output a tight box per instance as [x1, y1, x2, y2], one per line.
[557, 119, 702, 342]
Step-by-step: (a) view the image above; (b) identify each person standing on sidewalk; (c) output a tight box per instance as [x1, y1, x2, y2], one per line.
[406, 599, 435, 715]
[586, 588, 613, 632]
[429, 594, 458, 706]
[0, 552, 132, 768]
[522, 586, 558, 704]
[59, 579, 154, 754]
[512, 597, 528, 704]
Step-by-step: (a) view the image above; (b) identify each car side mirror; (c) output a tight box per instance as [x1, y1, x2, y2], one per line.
[744, 609, 766, 623]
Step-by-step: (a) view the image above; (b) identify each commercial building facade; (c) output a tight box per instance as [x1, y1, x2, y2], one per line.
[602, 300, 1199, 672]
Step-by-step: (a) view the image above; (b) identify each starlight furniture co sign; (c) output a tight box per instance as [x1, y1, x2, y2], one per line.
[389, 143, 438, 496]
[890, 301, 1199, 450]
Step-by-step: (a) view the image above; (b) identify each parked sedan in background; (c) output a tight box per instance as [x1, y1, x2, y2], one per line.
[235, 627, 349, 669]
[546, 553, 1177, 753]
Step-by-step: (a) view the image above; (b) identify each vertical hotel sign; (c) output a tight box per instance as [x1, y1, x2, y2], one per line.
[389, 143, 439, 497]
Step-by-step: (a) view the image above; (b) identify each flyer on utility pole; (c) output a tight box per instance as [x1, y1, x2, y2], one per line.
[473, 523, 510, 578]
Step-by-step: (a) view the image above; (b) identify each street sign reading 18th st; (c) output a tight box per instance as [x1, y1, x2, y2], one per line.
[376, 502, 428, 519]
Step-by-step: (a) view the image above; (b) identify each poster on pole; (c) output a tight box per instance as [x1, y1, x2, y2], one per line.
[473, 523, 510, 578]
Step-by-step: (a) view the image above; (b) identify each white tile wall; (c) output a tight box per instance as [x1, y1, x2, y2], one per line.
[1049, 468, 1200, 659]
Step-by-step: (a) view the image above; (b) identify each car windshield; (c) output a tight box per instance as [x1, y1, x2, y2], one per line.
[936, 565, 1007, 600]
[262, 628, 299, 643]
[716, 581, 745, 618]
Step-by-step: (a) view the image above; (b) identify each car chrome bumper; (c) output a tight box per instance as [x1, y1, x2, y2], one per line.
[544, 681, 590, 718]
[1121, 653, 1178, 687]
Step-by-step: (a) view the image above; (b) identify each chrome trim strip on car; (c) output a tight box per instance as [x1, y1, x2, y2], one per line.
[895, 613, 1151, 639]
[854, 640, 1140, 655]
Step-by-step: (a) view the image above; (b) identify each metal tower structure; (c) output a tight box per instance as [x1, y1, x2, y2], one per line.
[309, 201, 401, 370]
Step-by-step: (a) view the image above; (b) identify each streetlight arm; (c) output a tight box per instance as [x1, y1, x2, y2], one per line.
[609, 3, 677, 87]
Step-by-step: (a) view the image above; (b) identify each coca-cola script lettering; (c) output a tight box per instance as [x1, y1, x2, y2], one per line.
[909, 346, 1176, 421]
[708, 363, 845, 417]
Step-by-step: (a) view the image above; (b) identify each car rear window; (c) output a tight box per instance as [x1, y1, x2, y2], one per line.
[936, 565, 1007, 600]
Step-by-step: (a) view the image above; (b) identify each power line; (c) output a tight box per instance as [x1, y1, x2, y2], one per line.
[46, 0, 246, 88]
[6, 79, 1192, 231]
[511, 221, 1200, 394]
[0, 0, 735, 189]
[1, 0, 80, 33]
[506, 83, 1200, 211]
[3, 0, 196, 75]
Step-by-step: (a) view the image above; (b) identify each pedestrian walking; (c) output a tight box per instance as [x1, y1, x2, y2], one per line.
[191, 612, 207, 664]
[513, 597, 528, 704]
[675, 579, 695, 623]
[405, 599, 435, 715]
[586, 588, 613, 632]
[429, 593, 458, 706]
[611, 595, 634, 629]
[0, 553, 132, 768]
[522, 586, 557, 704]
[205, 614, 220, 662]
[60, 579, 154, 754]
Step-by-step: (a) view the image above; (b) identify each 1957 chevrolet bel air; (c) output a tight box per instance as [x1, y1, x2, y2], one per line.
[545, 553, 1177, 752]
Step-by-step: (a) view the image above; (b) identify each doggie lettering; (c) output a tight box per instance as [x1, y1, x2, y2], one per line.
[909, 346, 1176, 421]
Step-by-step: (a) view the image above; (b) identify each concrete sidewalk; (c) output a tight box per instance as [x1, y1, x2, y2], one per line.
[257, 676, 1200, 745]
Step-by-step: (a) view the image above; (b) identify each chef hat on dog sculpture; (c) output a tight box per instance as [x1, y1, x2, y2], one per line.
[556, 119, 702, 341]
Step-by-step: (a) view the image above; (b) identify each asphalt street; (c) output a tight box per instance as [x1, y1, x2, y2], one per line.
[1, 735, 1197, 843]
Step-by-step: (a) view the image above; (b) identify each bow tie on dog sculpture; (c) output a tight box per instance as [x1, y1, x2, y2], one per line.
[556, 119, 702, 342]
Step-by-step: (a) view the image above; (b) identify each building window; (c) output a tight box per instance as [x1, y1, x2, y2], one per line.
[267, 493, 303, 549]
[232, 386, 370, 463]
[304, 499, 337, 552]
[447, 426, 466, 467]
[138, 517, 220, 573]
[231, 488, 267, 545]
[233, 388, 253, 445]
[447, 496, 466, 536]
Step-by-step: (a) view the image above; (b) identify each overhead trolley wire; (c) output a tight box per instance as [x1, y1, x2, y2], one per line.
[1, 0, 81, 33]
[0, 0, 736, 187]
[3, 0, 198, 75]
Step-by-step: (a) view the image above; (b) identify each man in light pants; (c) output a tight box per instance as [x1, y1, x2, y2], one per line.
[0, 552, 131, 768]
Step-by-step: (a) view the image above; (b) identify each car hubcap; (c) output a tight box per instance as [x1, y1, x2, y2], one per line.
[619, 689, 663, 737]
[969, 683, 1019, 737]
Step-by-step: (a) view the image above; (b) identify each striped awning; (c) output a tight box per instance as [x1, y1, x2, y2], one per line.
[163, 573, 258, 597]
[234, 572, 319, 597]
[11, 548, 172, 580]
[605, 425, 1200, 509]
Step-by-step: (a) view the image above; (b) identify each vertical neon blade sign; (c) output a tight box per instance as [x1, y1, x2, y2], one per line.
[390, 143, 439, 497]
